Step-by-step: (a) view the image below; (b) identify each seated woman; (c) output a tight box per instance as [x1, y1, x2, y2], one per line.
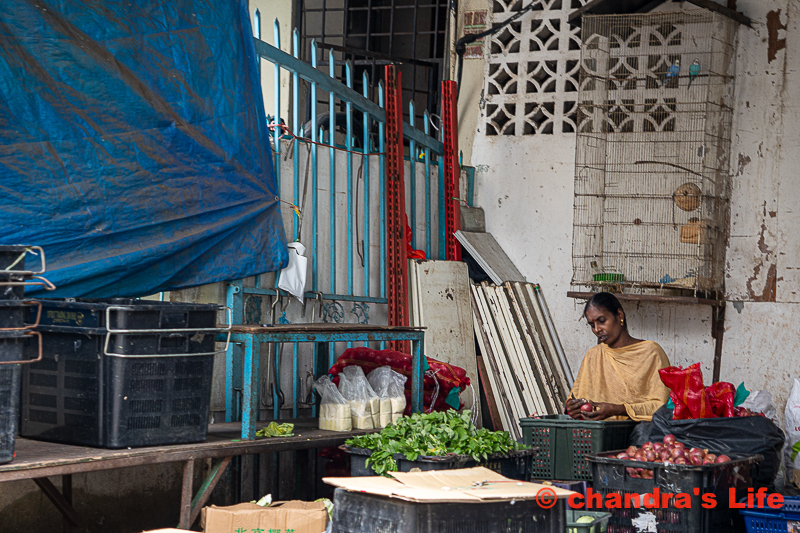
[565, 292, 670, 421]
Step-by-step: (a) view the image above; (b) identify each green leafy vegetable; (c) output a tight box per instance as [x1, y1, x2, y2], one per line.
[345, 410, 526, 476]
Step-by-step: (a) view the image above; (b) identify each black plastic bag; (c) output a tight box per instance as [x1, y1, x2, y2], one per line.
[631, 405, 785, 489]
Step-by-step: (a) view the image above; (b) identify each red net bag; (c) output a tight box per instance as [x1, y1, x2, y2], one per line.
[707, 381, 736, 418]
[659, 363, 715, 420]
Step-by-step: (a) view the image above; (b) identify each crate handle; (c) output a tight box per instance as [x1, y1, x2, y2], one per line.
[102, 306, 232, 359]
[0, 246, 48, 276]
[0, 275, 56, 291]
[0, 300, 42, 332]
[0, 331, 42, 365]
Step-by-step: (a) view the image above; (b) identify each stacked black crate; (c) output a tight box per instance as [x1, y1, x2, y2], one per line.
[0, 246, 54, 464]
[21, 298, 228, 448]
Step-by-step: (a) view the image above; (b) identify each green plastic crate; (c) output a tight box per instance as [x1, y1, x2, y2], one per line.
[566, 510, 610, 533]
[520, 415, 636, 481]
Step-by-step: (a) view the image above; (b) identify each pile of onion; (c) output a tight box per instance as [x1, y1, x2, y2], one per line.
[614, 434, 731, 479]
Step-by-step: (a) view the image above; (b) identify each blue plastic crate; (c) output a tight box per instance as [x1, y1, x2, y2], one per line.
[740, 496, 800, 533]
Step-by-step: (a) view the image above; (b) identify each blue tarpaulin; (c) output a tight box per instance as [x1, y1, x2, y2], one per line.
[0, 0, 288, 297]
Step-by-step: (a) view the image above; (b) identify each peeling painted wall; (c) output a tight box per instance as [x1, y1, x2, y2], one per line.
[465, 0, 800, 425]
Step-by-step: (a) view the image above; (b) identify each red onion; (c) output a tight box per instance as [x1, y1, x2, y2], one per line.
[642, 442, 654, 451]
[704, 453, 717, 463]
[626, 467, 640, 478]
[641, 469, 654, 479]
[634, 450, 646, 462]
[645, 450, 656, 462]
[664, 458, 675, 464]
[670, 448, 685, 459]
[702, 457, 715, 465]
[617, 452, 630, 460]
[715, 455, 731, 463]
[674, 457, 688, 465]
[689, 447, 705, 457]
[626, 446, 638, 456]
[690, 454, 704, 466]
[580, 403, 594, 413]
[663, 434, 677, 445]
[659, 449, 671, 461]
[653, 442, 664, 452]
[674, 442, 686, 450]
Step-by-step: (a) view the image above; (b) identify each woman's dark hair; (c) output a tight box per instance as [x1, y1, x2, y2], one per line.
[583, 292, 626, 327]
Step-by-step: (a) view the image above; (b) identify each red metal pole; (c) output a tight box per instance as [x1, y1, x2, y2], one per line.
[384, 65, 410, 353]
[441, 80, 461, 261]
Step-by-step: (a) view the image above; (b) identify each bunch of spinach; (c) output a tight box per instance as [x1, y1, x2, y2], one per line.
[345, 409, 526, 476]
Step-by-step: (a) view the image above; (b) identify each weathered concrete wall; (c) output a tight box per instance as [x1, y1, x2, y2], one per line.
[465, 0, 800, 424]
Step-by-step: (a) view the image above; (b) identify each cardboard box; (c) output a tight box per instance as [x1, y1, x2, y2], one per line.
[324, 466, 576, 503]
[201, 500, 328, 533]
[142, 530, 193, 533]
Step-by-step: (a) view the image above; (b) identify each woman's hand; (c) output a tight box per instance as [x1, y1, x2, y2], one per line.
[565, 398, 586, 419]
[582, 402, 626, 420]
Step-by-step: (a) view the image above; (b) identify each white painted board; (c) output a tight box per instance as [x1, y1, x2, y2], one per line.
[409, 260, 481, 424]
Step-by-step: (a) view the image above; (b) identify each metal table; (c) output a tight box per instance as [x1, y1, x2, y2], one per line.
[1, 420, 377, 530]
[216, 323, 426, 440]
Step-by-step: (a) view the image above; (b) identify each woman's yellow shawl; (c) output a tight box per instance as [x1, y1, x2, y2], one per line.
[570, 340, 671, 421]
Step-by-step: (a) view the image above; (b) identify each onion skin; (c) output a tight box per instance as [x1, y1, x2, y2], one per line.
[716, 455, 731, 463]
[663, 434, 677, 445]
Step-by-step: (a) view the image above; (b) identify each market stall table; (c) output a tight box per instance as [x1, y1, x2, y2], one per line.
[0, 420, 377, 530]
[216, 323, 426, 440]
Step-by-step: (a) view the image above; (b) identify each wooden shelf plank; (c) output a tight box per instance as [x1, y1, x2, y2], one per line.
[567, 291, 723, 308]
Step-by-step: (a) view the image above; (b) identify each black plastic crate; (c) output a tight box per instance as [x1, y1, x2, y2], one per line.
[330, 487, 566, 533]
[345, 446, 537, 481]
[0, 364, 21, 464]
[20, 299, 225, 448]
[521, 415, 637, 481]
[588, 450, 762, 533]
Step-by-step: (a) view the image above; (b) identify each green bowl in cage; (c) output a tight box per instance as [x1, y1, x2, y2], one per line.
[593, 273, 624, 283]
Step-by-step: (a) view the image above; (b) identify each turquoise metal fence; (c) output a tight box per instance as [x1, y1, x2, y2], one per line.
[224, 22, 445, 422]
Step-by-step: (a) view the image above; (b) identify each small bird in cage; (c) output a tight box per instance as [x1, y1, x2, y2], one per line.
[663, 59, 680, 87]
[688, 59, 701, 88]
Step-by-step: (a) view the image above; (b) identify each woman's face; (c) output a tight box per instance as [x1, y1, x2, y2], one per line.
[584, 304, 624, 346]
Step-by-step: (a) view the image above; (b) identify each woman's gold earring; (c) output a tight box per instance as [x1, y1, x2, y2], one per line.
[621, 318, 625, 326]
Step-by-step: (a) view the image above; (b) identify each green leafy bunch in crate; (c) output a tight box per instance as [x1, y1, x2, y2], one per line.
[346, 409, 526, 476]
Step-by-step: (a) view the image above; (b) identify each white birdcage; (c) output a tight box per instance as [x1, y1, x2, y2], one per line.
[571, 11, 738, 295]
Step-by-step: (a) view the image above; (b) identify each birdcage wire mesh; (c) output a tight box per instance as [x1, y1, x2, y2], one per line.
[571, 11, 738, 295]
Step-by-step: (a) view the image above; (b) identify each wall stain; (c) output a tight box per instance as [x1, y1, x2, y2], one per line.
[767, 10, 787, 64]
[769, 211, 777, 218]
[737, 153, 751, 176]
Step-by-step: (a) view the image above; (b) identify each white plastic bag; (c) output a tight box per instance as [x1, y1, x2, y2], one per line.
[314, 375, 351, 431]
[277, 241, 307, 303]
[338, 367, 375, 429]
[741, 390, 777, 422]
[367, 366, 407, 425]
[784, 379, 800, 488]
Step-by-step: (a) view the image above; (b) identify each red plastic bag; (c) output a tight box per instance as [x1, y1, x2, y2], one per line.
[329, 347, 469, 414]
[707, 381, 736, 418]
[659, 363, 715, 420]
[405, 214, 426, 260]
